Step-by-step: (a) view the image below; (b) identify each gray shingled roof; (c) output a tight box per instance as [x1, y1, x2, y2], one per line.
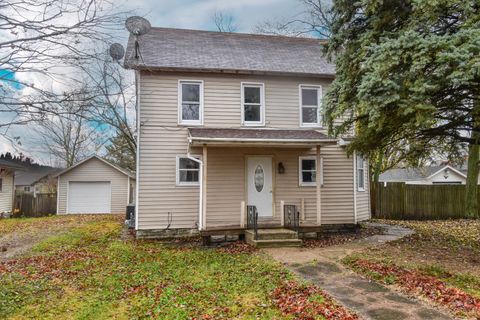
[0, 160, 24, 170]
[15, 166, 61, 186]
[379, 165, 467, 182]
[188, 128, 334, 142]
[124, 28, 335, 77]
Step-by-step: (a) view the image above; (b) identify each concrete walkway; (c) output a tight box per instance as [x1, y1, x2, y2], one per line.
[264, 223, 453, 320]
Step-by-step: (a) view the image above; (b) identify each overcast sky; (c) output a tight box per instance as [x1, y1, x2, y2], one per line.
[0, 0, 303, 164]
[123, 0, 301, 33]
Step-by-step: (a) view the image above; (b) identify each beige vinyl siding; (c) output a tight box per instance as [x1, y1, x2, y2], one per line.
[0, 170, 14, 213]
[57, 158, 130, 214]
[140, 72, 331, 131]
[205, 145, 355, 228]
[138, 71, 359, 230]
[138, 127, 201, 229]
[356, 160, 371, 221]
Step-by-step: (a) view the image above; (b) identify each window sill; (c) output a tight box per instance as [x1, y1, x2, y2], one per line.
[242, 122, 265, 127]
[178, 122, 203, 127]
[357, 188, 366, 192]
[300, 124, 323, 128]
[299, 183, 317, 187]
[176, 183, 200, 187]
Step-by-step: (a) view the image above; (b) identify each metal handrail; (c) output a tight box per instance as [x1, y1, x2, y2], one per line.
[284, 204, 299, 233]
[246, 205, 258, 240]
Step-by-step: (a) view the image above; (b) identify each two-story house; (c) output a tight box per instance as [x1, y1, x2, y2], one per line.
[124, 27, 370, 243]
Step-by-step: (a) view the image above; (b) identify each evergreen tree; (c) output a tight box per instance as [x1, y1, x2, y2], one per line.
[324, 0, 480, 217]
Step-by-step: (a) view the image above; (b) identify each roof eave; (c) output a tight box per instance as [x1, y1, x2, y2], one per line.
[124, 64, 335, 79]
[189, 137, 338, 147]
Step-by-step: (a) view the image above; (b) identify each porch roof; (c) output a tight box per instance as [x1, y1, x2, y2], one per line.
[188, 128, 337, 147]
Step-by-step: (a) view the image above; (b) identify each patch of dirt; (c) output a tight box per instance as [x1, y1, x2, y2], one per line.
[0, 229, 60, 260]
[0, 214, 123, 261]
[365, 234, 480, 277]
[303, 225, 385, 248]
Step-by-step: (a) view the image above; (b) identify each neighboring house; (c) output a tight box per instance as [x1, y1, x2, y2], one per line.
[55, 155, 135, 214]
[379, 164, 470, 185]
[0, 160, 23, 214]
[15, 166, 61, 196]
[124, 27, 371, 240]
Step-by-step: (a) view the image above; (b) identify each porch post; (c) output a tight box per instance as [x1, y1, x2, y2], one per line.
[316, 145, 322, 225]
[202, 145, 207, 230]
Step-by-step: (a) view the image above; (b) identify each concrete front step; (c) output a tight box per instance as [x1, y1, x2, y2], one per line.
[245, 228, 298, 240]
[250, 238, 303, 248]
[245, 229, 303, 248]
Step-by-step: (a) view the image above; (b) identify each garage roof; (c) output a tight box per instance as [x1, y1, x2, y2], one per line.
[55, 156, 135, 179]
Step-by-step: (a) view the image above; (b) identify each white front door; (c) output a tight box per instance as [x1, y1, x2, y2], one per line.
[247, 156, 273, 217]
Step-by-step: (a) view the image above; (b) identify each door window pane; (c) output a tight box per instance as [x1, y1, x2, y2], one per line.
[254, 165, 264, 192]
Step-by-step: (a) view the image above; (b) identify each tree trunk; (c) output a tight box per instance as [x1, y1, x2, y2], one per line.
[465, 131, 480, 218]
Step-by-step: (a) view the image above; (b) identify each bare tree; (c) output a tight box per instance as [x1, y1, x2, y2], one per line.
[254, 0, 334, 38]
[0, 0, 125, 130]
[35, 103, 102, 167]
[212, 10, 239, 32]
[80, 55, 136, 170]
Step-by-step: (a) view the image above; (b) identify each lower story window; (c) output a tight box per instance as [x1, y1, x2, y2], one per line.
[356, 154, 365, 191]
[299, 156, 316, 186]
[176, 156, 200, 186]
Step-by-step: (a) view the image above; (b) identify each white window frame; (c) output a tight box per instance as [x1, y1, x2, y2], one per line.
[176, 155, 201, 186]
[178, 80, 204, 126]
[299, 84, 322, 127]
[241, 82, 265, 126]
[356, 154, 366, 192]
[298, 156, 323, 187]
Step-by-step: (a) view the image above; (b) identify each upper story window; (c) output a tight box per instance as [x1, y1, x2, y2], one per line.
[241, 82, 265, 126]
[356, 154, 365, 191]
[178, 80, 203, 125]
[299, 85, 322, 127]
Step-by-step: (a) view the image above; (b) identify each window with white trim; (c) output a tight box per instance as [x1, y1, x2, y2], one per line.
[178, 80, 203, 125]
[176, 156, 200, 186]
[299, 156, 324, 186]
[300, 85, 322, 126]
[242, 83, 264, 125]
[356, 154, 365, 191]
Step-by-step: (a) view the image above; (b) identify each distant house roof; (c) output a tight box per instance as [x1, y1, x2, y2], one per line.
[0, 159, 24, 171]
[15, 166, 62, 186]
[188, 128, 336, 147]
[55, 155, 135, 179]
[124, 27, 335, 77]
[379, 165, 467, 182]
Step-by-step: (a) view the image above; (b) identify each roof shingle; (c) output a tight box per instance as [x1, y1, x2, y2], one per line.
[124, 28, 335, 77]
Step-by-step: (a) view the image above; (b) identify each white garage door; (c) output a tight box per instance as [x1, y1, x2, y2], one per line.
[67, 182, 111, 214]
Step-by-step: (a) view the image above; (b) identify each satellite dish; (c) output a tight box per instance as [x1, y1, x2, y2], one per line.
[125, 16, 151, 36]
[109, 43, 125, 61]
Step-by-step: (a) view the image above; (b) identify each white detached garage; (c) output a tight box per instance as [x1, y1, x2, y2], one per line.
[56, 156, 135, 214]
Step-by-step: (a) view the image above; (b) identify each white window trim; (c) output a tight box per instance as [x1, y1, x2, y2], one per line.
[299, 84, 322, 128]
[356, 154, 366, 192]
[241, 82, 265, 126]
[298, 156, 323, 187]
[176, 155, 202, 187]
[178, 80, 204, 126]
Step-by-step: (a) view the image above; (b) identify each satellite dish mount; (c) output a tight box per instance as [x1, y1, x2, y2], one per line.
[125, 16, 152, 59]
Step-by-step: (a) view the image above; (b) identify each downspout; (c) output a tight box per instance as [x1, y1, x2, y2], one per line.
[187, 153, 204, 231]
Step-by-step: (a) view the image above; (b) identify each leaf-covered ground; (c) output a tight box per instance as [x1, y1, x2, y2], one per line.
[0, 215, 355, 319]
[344, 219, 480, 319]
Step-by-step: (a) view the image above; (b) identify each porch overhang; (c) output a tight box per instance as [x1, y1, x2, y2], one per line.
[188, 128, 337, 148]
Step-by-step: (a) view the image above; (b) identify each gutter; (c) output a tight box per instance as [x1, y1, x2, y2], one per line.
[187, 153, 204, 231]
